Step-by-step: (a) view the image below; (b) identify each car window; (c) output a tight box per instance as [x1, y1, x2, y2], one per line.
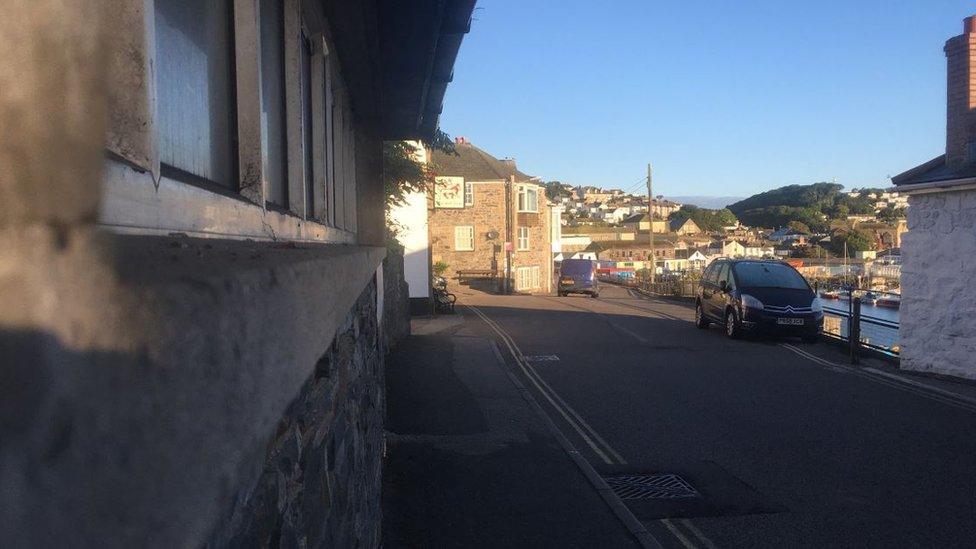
[718, 263, 729, 284]
[721, 263, 734, 289]
[733, 262, 809, 290]
[704, 263, 719, 284]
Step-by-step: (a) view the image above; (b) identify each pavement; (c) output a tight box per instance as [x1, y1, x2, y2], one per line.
[383, 283, 976, 548]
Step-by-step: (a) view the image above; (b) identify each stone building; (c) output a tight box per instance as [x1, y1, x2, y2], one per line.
[0, 1, 474, 547]
[429, 139, 554, 293]
[892, 15, 976, 379]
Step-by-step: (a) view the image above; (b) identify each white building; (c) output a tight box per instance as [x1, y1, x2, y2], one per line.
[892, 15, 976, 379]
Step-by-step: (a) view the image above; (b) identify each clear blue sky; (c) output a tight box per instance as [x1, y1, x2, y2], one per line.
[438, 1, 976, 198]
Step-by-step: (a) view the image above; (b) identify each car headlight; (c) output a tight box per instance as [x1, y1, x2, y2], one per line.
[811, 297, 823, 313]
[741, 294, 764, 311]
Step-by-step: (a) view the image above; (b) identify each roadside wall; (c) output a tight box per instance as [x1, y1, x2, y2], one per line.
[900, 189, 976, 379]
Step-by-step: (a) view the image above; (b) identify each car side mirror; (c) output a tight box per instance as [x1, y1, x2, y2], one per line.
[719, 280, 729, 292]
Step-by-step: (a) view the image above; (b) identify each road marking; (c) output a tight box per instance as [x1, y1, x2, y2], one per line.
[524, 355, 560, 362]
[660, 519, 696, 549]
[780, 343, 976, 414]
[467, 305, 625, 464]
[473, 307, 665, 549]
[470, 300, 721, 549]
[680, 518, 718, 549]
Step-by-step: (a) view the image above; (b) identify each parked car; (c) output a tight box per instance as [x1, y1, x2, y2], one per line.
[558, 258, 599, 298]
[695, 259, 823, 342]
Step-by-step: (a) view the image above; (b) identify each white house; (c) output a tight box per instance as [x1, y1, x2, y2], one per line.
[891, 15, 976, 379]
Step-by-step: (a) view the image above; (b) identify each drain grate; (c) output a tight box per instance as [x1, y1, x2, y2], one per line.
[604, 474, 700, 500]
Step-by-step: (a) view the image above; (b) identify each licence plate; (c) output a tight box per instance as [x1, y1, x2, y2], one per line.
[776, 318, 804, 326]
[560, 278, 574, 284]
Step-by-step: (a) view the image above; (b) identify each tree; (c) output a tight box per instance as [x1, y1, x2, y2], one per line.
[787, 220, 811, 233]
[830, 229, 874, 255]
[668, 205, 739, 232]
[384, 130, 455, 230]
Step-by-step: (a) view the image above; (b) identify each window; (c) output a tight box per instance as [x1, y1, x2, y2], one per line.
[155, 0, 237, 188]
[300, 29, 314, 219]
[454, 226, 475, 251]
[515, 266, 540, 291]
[517, 227, 530, 250]
[517, 185, 539, 212]
[260, 0, 288, 207]
[464, 181, 474, 206]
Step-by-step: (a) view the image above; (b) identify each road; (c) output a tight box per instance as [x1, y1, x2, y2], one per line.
[462, 283, 976, 548]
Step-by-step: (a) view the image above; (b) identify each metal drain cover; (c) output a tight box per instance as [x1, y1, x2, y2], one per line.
[604, 474, 699, 500]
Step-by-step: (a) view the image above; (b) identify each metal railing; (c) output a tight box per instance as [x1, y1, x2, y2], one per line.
[821, 297, 900, 359]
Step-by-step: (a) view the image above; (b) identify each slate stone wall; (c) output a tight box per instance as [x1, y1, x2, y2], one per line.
[209, 280, 385, 548]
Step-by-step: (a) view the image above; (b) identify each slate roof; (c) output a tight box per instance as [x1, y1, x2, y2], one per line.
[430, 142, 534, 182]
[892, 154, 976, 186]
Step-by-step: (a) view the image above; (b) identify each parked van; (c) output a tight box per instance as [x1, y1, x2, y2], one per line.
[558, 259, 599, 298]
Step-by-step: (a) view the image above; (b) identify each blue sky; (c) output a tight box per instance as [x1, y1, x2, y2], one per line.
[438, 1, 976, 198]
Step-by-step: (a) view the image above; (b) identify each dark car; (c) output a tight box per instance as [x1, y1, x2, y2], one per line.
[695, 259, 823, 342]
[557, 258, 599, 297]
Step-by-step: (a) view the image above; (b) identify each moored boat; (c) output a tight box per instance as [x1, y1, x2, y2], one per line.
[876, 295, 901, 309]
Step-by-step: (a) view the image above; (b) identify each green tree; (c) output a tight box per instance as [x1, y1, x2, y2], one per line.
[830, 229, 874, 255]
[787, 220, 811, 233]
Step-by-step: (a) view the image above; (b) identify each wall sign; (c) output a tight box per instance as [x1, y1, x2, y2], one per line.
[434, 176, 464, 208]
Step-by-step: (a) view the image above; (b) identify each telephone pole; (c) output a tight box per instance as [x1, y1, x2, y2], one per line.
[646, 163, 656, 286]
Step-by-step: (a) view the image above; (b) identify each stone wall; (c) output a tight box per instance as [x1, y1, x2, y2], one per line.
[208, 281, 385, 548]
[900, 189, 976, 379]
[382, 236, 412, 349]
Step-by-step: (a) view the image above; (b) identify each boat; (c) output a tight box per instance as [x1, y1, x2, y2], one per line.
[821, 290, 841, 300]
[861, 292, 877, 305]
[876, 295, 901, 309]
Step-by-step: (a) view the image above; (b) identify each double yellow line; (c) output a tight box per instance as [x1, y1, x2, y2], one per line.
[466, 304, 624, 465]
[467, 303, 718, 549]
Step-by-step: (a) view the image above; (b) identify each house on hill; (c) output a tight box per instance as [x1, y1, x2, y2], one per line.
[890, 15, 976, 379]
[669, 217, 702, 235]
[428, 139, 554, 294]
[621, 213, 667, 234]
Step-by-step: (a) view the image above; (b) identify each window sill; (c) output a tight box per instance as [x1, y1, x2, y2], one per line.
[100, 158, 354, 244]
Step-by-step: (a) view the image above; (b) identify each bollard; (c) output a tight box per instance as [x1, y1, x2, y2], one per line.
[850, 297, 861, 365]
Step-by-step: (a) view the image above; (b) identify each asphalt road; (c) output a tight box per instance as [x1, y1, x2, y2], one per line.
[463, 283, 976, 548]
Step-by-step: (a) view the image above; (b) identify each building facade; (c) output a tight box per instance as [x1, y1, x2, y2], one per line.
[0, 1, 474, 546]
[428, 140, 554, 293]
[892, 15, 976, 379]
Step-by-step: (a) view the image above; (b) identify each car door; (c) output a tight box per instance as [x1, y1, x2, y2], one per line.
[716, 262, 734, 317]
[700, 261, 722, 319]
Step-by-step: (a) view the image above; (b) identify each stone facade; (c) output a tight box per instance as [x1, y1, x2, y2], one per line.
[429, 181, 553, 293]
[209, 282, 385, 548]
[900, 190, 976, 379]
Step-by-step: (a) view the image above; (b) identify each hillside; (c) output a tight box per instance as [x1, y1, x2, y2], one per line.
[727, 183, 876, 230]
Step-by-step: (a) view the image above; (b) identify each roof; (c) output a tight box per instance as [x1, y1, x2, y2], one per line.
[430, 142, 534, 182]
[668, 217, 698, 231]
[378, 0, 477, 139]
[621, 213, 663, 224]
[891, 154, 976, 186]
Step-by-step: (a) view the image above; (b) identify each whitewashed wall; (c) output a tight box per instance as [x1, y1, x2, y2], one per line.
[391, 191, 430, 298]
[900, 189, 976, 379]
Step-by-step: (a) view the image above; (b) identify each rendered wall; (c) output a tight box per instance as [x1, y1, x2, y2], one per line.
[900, 189, 976, 379]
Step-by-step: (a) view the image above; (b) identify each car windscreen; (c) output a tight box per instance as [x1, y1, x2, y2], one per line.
[561, 260, 593, 276]
[733, 263, 808, 290]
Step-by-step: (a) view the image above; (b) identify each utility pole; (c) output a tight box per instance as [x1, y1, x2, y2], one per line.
[646, 163, 656, 286]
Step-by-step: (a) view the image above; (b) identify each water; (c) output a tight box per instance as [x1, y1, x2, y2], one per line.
[822, 300, 900, 324]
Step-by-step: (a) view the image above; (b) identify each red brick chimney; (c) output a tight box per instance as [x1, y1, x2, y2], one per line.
[945, 15, 976, 168]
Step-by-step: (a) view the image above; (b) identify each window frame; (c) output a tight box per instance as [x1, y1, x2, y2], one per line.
[517, 185, 539, 213]
[454, 226, 475, 251]
[464, 181, 474, 206]
[517, 226, 530, 251]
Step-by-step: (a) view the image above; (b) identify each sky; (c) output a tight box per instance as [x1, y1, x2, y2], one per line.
[437, 1, 976, 198]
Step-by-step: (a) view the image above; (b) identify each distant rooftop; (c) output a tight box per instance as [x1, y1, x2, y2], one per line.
[430, 138, 535, 182]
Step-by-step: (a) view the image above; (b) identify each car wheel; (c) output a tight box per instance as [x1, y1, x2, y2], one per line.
[695, 302, 710, 329]
[725, 309, 742, 339]
[591, 293, 599, 299]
